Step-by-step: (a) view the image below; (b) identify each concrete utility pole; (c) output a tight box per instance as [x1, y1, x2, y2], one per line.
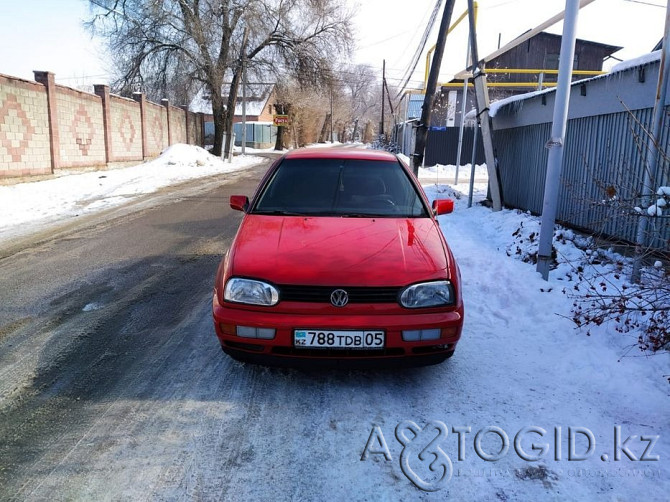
[536, 0, 581, 280]
[466, 0, 502, 211]
[241, 57, 247, 156]
[412, 0, 457, 177]
[330, 87, 334, 142]
[454, 36, 471, 185]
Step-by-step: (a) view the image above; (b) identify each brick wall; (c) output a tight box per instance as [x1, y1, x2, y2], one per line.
[186, 109, 203, 146]
[168, 105, 187, 145]
[144, 101, 168, 157]
[0, 74, 52, 177]
[55, 86, 106, 168]
[108, 95, 143, 162]
[0, 71, 205, 180]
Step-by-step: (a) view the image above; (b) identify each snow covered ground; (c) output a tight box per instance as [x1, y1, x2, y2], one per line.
[1, 145, 668, 499]
[0, 144, 262, 244]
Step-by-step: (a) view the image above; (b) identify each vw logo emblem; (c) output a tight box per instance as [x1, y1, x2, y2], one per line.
[330, 289, 349, 307]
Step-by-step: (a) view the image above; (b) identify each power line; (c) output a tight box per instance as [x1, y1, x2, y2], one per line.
[396, 0, 445, 97]
[623, 0, 664, 6]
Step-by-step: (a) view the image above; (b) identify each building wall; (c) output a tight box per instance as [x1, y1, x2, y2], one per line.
[0, 71, 205, 179]
[0, 74, 52, 177]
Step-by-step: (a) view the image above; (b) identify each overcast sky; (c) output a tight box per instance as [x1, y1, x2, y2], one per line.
[0, 0, 665, 90]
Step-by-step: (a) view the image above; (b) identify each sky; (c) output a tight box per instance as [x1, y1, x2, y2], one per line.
[0, 0, 666, 90]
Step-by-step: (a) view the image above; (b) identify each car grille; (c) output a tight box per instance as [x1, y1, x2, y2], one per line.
[278, 285, 401, 304]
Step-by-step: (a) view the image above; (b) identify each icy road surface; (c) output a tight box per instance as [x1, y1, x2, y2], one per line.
[0, 150, 668, 501]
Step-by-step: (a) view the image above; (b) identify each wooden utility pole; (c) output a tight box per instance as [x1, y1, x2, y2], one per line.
[412, 0, 457, 176]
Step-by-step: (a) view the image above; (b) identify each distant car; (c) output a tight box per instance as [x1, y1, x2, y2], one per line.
[212, 147, 464, 367]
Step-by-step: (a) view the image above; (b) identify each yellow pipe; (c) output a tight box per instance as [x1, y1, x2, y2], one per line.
[457, 68, 606, 78]
[480, 68, 605, 75]
[424, 3, 477, 87]
[438, 82, 560, 88]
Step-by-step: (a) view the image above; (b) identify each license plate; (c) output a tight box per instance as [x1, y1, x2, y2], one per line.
[294, 330, 385, 349]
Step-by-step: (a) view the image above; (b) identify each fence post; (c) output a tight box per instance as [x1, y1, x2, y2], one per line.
[161, 99, 172, 146]
[94, 84, 112, 164]
[181, 106, 191, 145]
[198, 113, 205, 147]
[133, 92, 148, 159]
[33, 71, 59, 172]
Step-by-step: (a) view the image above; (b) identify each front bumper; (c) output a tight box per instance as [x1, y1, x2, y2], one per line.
[212, 294, 463, 367]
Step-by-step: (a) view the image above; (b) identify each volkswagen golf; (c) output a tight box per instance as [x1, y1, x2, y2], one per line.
[212, 147, 464, 367]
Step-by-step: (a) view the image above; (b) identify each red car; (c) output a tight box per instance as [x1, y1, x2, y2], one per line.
[212, 148, 464, 367]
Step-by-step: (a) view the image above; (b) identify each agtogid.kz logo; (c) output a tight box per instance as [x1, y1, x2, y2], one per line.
[361, 421, 660, 492]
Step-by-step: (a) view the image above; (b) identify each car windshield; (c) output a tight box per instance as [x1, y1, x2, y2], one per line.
[252, 158, 429, 218]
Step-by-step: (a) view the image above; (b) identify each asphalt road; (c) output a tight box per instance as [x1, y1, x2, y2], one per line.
[0, 158, 281, 499]
[0, 155, 472, 501]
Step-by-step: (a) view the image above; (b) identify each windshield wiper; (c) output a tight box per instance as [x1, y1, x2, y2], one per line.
[340, 213, 393, 218]
[252, 210, 306, 216]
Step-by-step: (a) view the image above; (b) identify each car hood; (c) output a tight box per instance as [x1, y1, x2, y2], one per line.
[230, 215, 450, 286]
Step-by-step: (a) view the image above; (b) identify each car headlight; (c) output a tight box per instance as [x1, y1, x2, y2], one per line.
[224, 278, 279, 306]
[399, 281, 454, 308]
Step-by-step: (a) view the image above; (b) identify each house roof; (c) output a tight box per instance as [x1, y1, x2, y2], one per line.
[490, 31, 623, 60]
[452, 31, 623, 81]
[189, 83, 275, 116]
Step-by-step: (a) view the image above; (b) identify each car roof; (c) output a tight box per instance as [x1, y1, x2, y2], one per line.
[283, 147, 398, 162]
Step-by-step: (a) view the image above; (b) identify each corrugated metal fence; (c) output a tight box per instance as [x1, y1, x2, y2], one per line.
[396, 123, 485, 166]
[425, 128, 485, 167]
[495, 107, 669, 250]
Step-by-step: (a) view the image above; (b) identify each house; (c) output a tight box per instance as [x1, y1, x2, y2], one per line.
[190, 83, 279, 149]
[439, 31, 622, 127]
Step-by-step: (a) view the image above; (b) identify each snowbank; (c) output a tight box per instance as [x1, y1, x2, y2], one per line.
[0, 144, 262, 242]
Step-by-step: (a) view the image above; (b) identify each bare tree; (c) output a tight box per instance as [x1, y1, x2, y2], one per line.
[336, 63, 379, 142]
[87, 0, 352, 156]
[273, 80, 329, 147]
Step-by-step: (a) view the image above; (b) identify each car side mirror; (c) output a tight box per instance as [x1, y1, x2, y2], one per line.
[230, 195, 249, 212]
[432, 199, 454, 215]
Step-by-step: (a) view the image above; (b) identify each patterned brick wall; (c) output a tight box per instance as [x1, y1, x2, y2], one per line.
[145, 101, 168, 157]
[187, 112, 202, 146]
[0, 71, 204, 179]
[55, 86, 106, 168]
[169, 106, 187, 145]
[109, 96, 143, 162]
[0, 74, 52, 176]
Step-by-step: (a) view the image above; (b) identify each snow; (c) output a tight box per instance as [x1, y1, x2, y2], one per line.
[189, 83, 274, 116]
[0, 144, 261, 244]
[490, 87, 555, 118]
[611, 50, 661, 74]
[419, 162, 489, 181]
[1, 149, 668, 499]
